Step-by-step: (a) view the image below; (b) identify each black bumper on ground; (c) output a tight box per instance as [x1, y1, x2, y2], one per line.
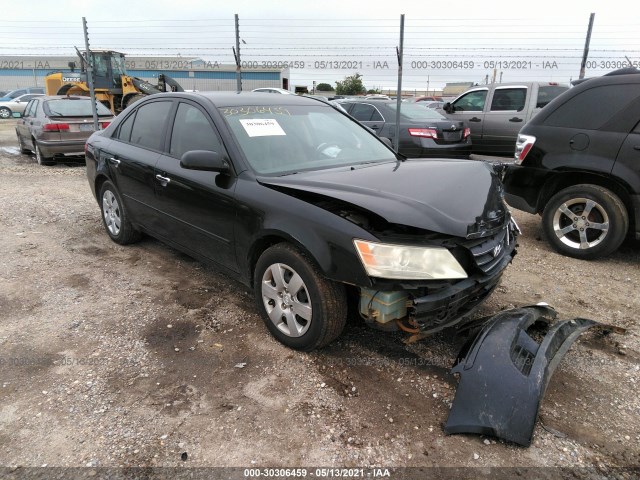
[444, 305, 624, 446]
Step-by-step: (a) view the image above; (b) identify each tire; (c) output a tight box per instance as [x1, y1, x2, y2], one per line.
[254, 243, 347, 351]
[124, 94, 145, 110]
[542, 184, 628, 259]
[34, 143, 55, 166]
[17, 132, 31, 154]
[98, 181, 142, 245]
[0, 107, 11, 119]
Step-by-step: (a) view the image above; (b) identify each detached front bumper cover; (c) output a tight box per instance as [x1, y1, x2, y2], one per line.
[444, 305, 624, 447]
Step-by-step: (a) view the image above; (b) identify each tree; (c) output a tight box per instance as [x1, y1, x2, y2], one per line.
[335, 73, 366, 95]
[366, 89, 381, 94]
[316, 83, 333, 92]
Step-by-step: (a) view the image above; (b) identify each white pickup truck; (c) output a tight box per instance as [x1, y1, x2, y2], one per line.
[442, 82, 569, 155]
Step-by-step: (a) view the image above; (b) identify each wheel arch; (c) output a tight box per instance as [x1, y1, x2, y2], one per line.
[94, 174, 110, 203]
[247, 232, 325, 287]
[538, 171, 635, 233]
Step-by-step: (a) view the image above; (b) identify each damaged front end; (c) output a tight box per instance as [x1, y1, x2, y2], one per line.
[444, 305, 625, 446]
[358, 217, 519, 334]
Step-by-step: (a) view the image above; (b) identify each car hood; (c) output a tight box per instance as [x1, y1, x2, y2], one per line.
[258, 159, 508, 238]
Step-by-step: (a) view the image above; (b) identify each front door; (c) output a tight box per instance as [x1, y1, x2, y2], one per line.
[446, 88, 488, 147]
[152, 101, 238, 271]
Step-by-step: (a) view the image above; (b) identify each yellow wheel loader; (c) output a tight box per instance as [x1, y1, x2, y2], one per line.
[45, 50, 183, 114]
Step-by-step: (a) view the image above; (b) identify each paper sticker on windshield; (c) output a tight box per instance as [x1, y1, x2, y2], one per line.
[239, 119, 286, 137]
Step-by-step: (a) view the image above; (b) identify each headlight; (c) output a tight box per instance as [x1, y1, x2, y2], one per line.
[353, 239, 468, 280]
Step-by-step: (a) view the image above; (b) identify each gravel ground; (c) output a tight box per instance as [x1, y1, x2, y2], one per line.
[0, 119, 638, 475]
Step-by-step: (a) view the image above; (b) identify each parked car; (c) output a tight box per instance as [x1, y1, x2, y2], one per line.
[404, 95, 443, 103]
[251, 87, 295, 95]
[338, 99, 471, 158]
[0, 93, 44, 119]
[16, 95, 114, 165]
[0, 86, 45, 102]
[421, 100, 445, 110]
[442, 82, 569, 155]
[503, 68, 640, 259]
[364, 94, 391, 100]
[85, 92, 518, 350]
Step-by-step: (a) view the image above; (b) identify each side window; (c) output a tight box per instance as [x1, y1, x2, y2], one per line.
[129, 101, 172, 150]
[490, 88, 527, 112]
[116, 111, 136, 142]
[27, 100, 39, 117]
[350, 103, 377, 121]
[22, 100, 34, 117]
[544, 84, 640, 130]
[453, 90, 488, 112]
[536, 86, 568, 108]
[169, 103, 223, 159]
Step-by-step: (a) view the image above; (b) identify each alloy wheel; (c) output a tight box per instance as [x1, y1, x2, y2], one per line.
[102, 190, 122, 237]
[552, 197, 609, 250]
[261, 263, 313, 337]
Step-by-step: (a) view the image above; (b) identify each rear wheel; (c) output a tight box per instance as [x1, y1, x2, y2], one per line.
[0, 107, 11, 119]
[542, 184, 628, 259]
[124, 94, 145, 110]
[34, 143, 54, 166]
[98, 181, 142, 245]
[254, 243, 347, 351]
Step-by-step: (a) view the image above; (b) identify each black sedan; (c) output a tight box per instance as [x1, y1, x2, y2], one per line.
[86, 93, 517, 351]
[337, 100, 472, 158]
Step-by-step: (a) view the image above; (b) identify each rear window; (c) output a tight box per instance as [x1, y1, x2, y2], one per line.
[536, 85, 569, 108]
[543, 84, 640, 130]
[44, 99, 112, 117]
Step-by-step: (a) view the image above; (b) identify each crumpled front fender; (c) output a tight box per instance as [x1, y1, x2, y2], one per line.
[444, 305, 623, 446]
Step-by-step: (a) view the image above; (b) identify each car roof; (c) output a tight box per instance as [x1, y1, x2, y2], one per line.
[38, 95, 97, 101]
[145, 91, 326, 107]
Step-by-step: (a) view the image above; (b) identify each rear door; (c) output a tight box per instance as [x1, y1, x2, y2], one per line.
[101, 99, 173, 230]
[347, 102, 386, 134]
[446, 88, 488, 146]
[482, 86, 529, 154]
[152, 101, 238, 271]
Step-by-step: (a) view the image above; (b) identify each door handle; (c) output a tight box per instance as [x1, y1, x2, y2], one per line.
[107, 157, 120, 167]
[469, 117, 481, 122]
[634, 145, 640, 151]
[370, 125, 379, 130]
[509, 117, 523, 122]
[155, 174, 171, 185]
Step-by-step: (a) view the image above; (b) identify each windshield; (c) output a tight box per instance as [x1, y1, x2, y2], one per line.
[220, 105, 397, 175]
[44, 99, 112, 117]
[387, 103, 447, 121]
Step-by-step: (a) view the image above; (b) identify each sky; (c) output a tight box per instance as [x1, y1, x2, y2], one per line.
[4, 0, 640, 92]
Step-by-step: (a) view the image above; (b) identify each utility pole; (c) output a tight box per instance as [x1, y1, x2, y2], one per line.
[82, 17, 99, 131]
[394, 14, 405, 153]
[234, 14, 242, 93]
[579, 13, 595, 80]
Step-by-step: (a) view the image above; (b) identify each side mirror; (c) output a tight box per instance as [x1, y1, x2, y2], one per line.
[442, 102, 453, 113]
[180, 150, 231, 173]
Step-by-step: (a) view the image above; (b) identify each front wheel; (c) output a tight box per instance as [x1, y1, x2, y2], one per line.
[542, 184, 628, 259]
[254, 243, 347, 351]
[17, 132, 31, 154]
[98, 181, 141, 245]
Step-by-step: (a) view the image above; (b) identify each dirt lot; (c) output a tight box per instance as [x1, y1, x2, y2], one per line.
[0, 118, 638, 474]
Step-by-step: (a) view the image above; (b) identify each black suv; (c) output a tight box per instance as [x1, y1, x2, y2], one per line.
[503, 68, 640, 259]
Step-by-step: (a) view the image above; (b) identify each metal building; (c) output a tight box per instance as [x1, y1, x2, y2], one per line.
[0, 55, 290, 93]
